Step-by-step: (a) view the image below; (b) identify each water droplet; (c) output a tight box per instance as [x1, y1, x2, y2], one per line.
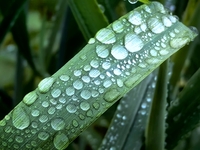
[53, 132, 69, 150]
[58, 97, 66, 104]
[56, 104, 63, 109]
[38, 131, 49, 140]
[147, 17, 165, 34]
[66, 104, 77, 113]
[93, 102, 100, 109]
[39, 115, 48, 123]
[73, 80, 83, 90]
[38, 77, 55, 93]
[0, 120, 6, 126]
[110, 146, 117, 150]
[31, 109, 40, 117]
[170, 37, 190, 49]
[15, 136, 23, 143]
[66, 87, 75, 96]
[140, 23, 147, 32]
[189, 26, 199, 35]
[168, 15, 177, 23]
[23, 91, 38, 106]
[152, 1, 166, 13]
[150, 50, 158, 56]
[96, 28, 116, 44]
[74, 70, 82, 76]
[59, 75, 69, 82]
[31, 122, 38, 128]
[125, 74, 141, 88]
[84, 65, 91, 71]
[42, 101, 49, 108]
[160, 50, 169, 55]
[87, 110, 93, 117]
[4, 125, 12, 133]
[80, 102, 90, 111]
[90, 60, 99, 68]
[104, 89, 120, 102]
[82, 76, 90, 83]
[103, 80, 112, 88]
[51, 89, 61, 98]
[88, 38, 95, 44]
[162, 16, 172, 27]
[48, 107, 56, 115]
[12, 107, 30, 130]
[128, 11, 142, 25]
[102, 61, 111, 69]
[113, 68, 122, 76]
[80, 90, 91, 100]
[117, 79, 123, 87]
[124, 33, 144, 52]
[144, 5, 152, 13]
[111, 44, 128, 60]
[112, 20, 124, 33]
[89, 69, 100, 78]
[50, 99, 57, 105]
[51, 118, 65, 131]
[72, 120, 79, 127]
[96, 45, 109, 58]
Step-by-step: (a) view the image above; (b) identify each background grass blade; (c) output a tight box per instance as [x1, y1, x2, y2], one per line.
[145, 60, 169, 150]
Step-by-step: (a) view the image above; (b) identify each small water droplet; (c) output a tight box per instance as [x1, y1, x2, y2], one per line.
[23, 91, 38, 106]
[87, 110, 93, 117]
[38, 131, 49, 140]
[170, 37, 190, 49]
[96, 28, 116, 44]
[39, 115, 48, 123]
[51, 118, 65, 131]
[73, 70, 82, 76]
[102, 61, 111, 70]
[51, 89, 61, 98]
[150, 50, 158, 56]
[84, 65, 91, 71]
[48, 107, 56, 115]
[73, 80, 83, 90]
[103, 80, 112, 88]
[112, 20, 124, 33]
[117, 79, 123, 87]
[96, 45, 109, 58]
[162, 16, 172, 27]
[66, 104, 77, 113]
[124, 33, 144, 52]
[125, 74, 141, 88]
[12, 107, 30, 130]
[92, 90, 99, 97]
[82, 76, 91, 83]
[53, 132, 69, 149]
[104, 89, 120, 102]
[128, 0, 138, 4]
[113, 68, 122, 76]
[15, 136, 23, 143]
[38, 77, 55, 93]
[31, 122, 38, 128]
[59, 75, 69, 82]
[31, 109, 40, 117]
[0, 120, 6, 126]
[88, 38, 95, 44]
[42, 101, 49, 108]
[72, 120, 79, 127]
[80, 101, 90, 111]
[128, 11, 142, 25]
[147, 17, 165, 34]
[66, 87, 75, 96]
[90, 60, 99, 68]
[93, 102, 100, 109]
[111, 44, 128, 60]
[189, 26, 199, 35]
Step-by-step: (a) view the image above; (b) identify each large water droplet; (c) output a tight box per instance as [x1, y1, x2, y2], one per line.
[80, 90, 91, 100]
[38, 77, 55, 93]
[51, 89, 61, 98]
[112, 20, 124, 33]
[104, 89, 120, 102]
[73, 80, 83, 90]
[66, 87, 75, 96]
[66, 104, 77, 113]
[38, 131, 49, 140]
[128, 11, 142, 25]
[51, 118, 65, 131]
[96, 45, 109, 58]
[147, 17, 165, 34]
[12, 107, 30, 130]
[111, 44, 128, 60]
[23, 91, 38, 106]
[53, 132, 69, 150]
[80, 101, 90, 111]
[96, 28, 116, 44]
[124, 33, 144, 52]
[128, 0, 138, 4]
[170, 37, 190, 49]
[89, 69, 100, 78]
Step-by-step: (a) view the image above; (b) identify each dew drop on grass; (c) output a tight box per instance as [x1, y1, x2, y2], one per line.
[51, 89, 61, 98]
[42, 101, 49, 108]
[96, 45, 109, 58]
[90, 60, 99, 68]
[95, 28, 116, 44]
[23, 91, 38, 106]
[12, 107, 30, 130]
[111, 44, 128, 60]
[51, 118, 65, 131]
[80, 90, 92, 100]
[112, 20, 124, 33]
[66, 87, 75, 96]
[102, 61, 111, 69]
[38, 131, 49, 140]
[59, 75, 69, 82]
[89, 69, 100, 78]
[72, 120, 79, 127]
[104, 89, 120, 102]
[38, 77, 55, 93]
[93, 102, 100, 109]
[53, 132, 69, 150]
[39, 115, 48, 123]
[162, 16, 172, 27]
[128, 0, 138, 4]
[147, 17, 165, 34]
[170, 37, 190, 49]
[48, 107, 56, 115]
[128, 11, 142, 25]
[15, 136, 23, 143]
[82, 76, 90, 83]
[124, 33, 144, 52]
[66, 104, 77, 113]
[73, 80, 83, 90]
[31, 109, 40, 117]
[124, 74, 141, 88]
[80, 101, 90, 111]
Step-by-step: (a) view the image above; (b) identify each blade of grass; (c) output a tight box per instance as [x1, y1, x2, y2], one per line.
[145, 60, 169, 150]
[67, 0, 109, 41]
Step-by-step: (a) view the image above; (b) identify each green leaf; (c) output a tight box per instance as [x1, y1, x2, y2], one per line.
[0, 2, 197, 149]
